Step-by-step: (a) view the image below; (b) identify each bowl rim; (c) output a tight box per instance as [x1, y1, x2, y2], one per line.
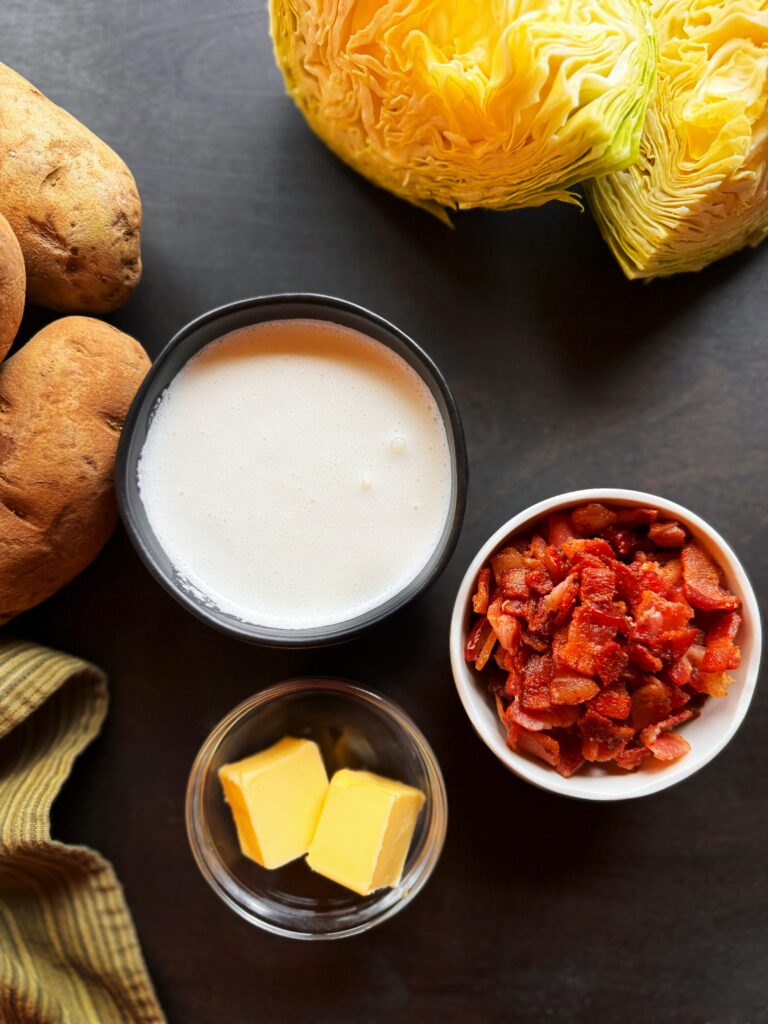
[116, 293, 468, 648]
[185, 677, 449, 939]
[449, 488, 763, 801]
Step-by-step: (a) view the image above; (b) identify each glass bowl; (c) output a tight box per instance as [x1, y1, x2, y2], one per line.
[185, 679, 448, 939]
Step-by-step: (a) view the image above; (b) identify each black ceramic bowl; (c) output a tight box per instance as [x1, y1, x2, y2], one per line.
[116, 294, 468, 647]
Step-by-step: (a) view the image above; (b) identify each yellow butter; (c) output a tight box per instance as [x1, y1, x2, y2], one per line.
[218, 737, 328, 869]
[306, 769, 425, 896]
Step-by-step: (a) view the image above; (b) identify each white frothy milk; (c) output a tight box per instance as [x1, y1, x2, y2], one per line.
[137, 318, 452, 629]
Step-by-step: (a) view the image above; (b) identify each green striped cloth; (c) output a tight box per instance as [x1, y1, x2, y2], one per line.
[0, 639, 165, 1024]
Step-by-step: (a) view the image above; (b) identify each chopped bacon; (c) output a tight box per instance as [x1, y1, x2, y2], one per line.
[589, 683, 631, 720]
[471, 567, 492, 615]
[550, 674, 600, 705]
[628, 642, 663, 673]
[519, 655, 554, 710]
[507, 700, 579, 731]
[614, 506, 659, 527]
[562, 537, 615, 562]
[542, 573, 579, 626]
[702, 611, 742, 672]
[525, 566, 553, 595]
[630, 679, 672, 731]
[559, 606, 619, 677]
[691, 670, 734, 698]
[491, 545, 528, 580]
[546, 512, 575, 548]
[649, 520, 687, 548]
[681, 544, 739, 612]
[505, 720, 560, 768]
[578, 709, 634, 749]
[468, 503, 741, 778]
[487, 598, 522, 654]
[572, 503, 617, 534]
[498, 567, 529, 599]
[580, 561, 616, 608]
[615, 746, 652, 771]
[465, 616, 491, 662]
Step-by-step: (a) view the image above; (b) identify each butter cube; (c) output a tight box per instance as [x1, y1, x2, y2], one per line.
[306, 769, 425, 896]
[218, 737, 328, 869]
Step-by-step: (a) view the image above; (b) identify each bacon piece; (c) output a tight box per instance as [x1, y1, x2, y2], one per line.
[547, 512, 575, 548]
[614, 506, 659, 527]
[507, 700, 579, 732]
[505, 721, 560, 768]
[525, 566, 553, 595]
[702, 611, 742, 672]
[691, 670, 734, 698]
[542, 573, 579, 627]
[472, 567, 492, 615]
[580, 561, 616, 609]
[572, 503, 617, 534]
[603, 526, 638, 558]
[491, 544, 529, 581]
[550, 674, 600, 705]
[657, 627, 699, 661]
[667, 655, 693, 688]
[475, 627, 497, 671]
[562, 537, 614, 562]
[465, 617, 491, 662]
[646, 732, 691, 761]
[559, 606, 622, 677]
[615, 746, 653, 770]
[487, 597, 522, 654]
[498, 567, 529, 599]
[529, 534, 547, 560]
[649, 521, 687, 548]
[639, 710, 697, 756]
[659, 558, 683, 590]
[630, 679, 672, 731]
[628, 643, 663, 673]
[589, 683, 631, 720]
[582, 738, 625, 762]
[542, 545, 567, 582]
[681, 544, 739, 612]
[555, 733, 585, 777]
[579, 709, 634, 749]
[614, 560, 666, 607]
[519, 655, 554, 710]
[629, 590, 693, 647]
[595, 640, 628, 686]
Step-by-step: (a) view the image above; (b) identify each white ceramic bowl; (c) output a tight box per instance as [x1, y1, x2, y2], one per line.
[450, 489, 762, 801]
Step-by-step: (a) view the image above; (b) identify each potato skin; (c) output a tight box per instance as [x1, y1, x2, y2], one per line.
[0, 317, 150, 623]
[0, 63, 142, 314]
[0, 212, 25, 361]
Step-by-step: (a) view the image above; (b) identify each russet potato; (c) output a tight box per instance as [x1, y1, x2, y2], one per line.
[0, 316, 150, 623]
[0, 63, 142, 314]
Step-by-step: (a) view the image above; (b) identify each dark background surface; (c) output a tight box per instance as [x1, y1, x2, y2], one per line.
[2, 2, 767, 1022]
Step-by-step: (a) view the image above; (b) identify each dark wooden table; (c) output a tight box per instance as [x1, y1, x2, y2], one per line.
[3, 2, 767, 1022]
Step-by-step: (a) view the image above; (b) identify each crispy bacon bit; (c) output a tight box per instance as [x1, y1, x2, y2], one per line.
[519, 655, 554, 710]
[691, 670, 734, 698]
[681, 544, 739, 613]
[572, 503, 617, 534]
[590, 683, 631, 720]
[649, 520, 687, 548]
[702, 611, 742, 672]
[467, 503, 741, 777]
[551, 674, 600, 705]
[615, 746, 652, 771]
[472, 567, 492, 615]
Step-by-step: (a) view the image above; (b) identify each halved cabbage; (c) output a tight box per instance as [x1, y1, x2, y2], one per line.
[270, 0, 656, 217]
[588, 0, 768, 278]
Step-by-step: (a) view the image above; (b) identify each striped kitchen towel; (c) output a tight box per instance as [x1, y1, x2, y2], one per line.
[0, 638, 165, 1024]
